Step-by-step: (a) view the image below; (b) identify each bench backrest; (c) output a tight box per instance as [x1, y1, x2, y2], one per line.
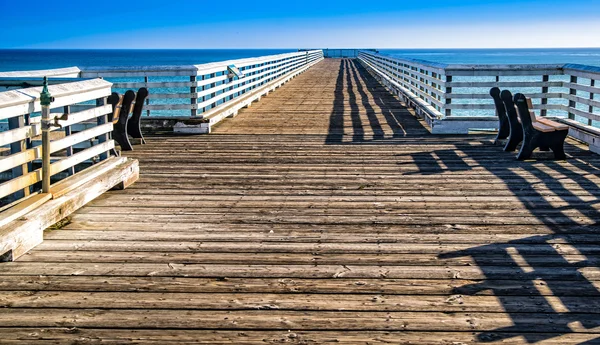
[108, 91, 136, 125]
[489, 87, 506, 119]
[514, 93, 534, 129]
[500, 90, 520, 127]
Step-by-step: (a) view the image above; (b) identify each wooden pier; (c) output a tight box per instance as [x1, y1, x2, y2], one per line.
[1, 58, 600, 344]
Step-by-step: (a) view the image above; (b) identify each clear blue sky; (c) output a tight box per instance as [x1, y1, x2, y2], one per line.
[1, 0, 598, 49]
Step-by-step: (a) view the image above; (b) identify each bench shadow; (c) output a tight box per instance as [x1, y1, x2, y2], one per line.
[404, 140, 600, 343]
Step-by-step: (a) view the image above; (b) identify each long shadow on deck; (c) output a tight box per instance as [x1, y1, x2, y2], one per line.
[325, 59, 428, 144]
[404, 142, 600, 343]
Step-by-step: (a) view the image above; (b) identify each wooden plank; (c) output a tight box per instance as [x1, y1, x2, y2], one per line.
[0, 79, 112, 121]
[49, 123, 113, 154]
[49, 140, 114, 176]
[2, 262, 599, 281]
[0, 193, 51, 228]
[0, 168, 42, 200]
[0, 124, 41, 146]
[3, 291, 600, 313]
[0, 276, 595, 296]
[0, 67, 81, 78]
[18, 250, 600, 267]
[2, 308, 600, 333]
[0, 329, 596, 345]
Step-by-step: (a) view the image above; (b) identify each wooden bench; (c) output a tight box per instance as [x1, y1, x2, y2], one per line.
[489, 87, 511, 145]
[498, 89, 524, 152]
[107, 88, 149, 151]
[513, 93, 569, 160]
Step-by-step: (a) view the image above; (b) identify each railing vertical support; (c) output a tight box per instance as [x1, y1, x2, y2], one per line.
[63, 105, 74, 176]
[8, 115, 29, 200]
[190, 76, 197, 117]
[589, 79, 595, 126]
[568, 75, 577, 120]
[445, 75, 453, 117]
[96, 97, 110, 161]
[144, 76, 150, 116]
[40, 77, 53, 194]
[541, 75, 549, 117]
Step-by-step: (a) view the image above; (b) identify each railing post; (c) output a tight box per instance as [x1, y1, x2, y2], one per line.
[190, 76, 197, 117]
[541, 75, 549, 117]
[8, 114, 29, 200]
[63, 105, 74, 176]
[589, 79, 595, 126]
[445, 75, 452, 117]
[40, 77, 53, 194]
[96, 96, 110, 161]
[144, 76, 150, 116]
[568, 75, 577, 120]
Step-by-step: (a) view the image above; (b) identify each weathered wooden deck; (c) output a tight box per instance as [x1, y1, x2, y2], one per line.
[2, 59, 600, 344]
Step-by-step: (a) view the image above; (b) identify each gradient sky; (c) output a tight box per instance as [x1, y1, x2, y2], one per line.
[1, 0, 599, 49]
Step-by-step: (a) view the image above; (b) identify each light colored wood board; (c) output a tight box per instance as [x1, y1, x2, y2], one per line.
[49, 140, 115, 176]
[0, 276, 595, 296]
[2, 262, 599, 281]
[0, 67, 81, 78]
[30, 240, 600, 256]
[0, 167, 42, 200]
[49, 123, 113, 154]
[0, 79, 111, 121]
[18, 250, 599, 268]
[1, 308, 599, 333]
[41, 230, 600, 244]
[64, 213, 599, 226]
[49, 155, 126, 199]
[2, 291, 599, 313]
[0, 123, 41, 146]
[1, 329, 596, 345]
[0, 193, 52, 229]
[56, 221, 595, 235]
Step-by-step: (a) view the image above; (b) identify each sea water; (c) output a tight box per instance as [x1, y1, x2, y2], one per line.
[1, 48, 599, 72]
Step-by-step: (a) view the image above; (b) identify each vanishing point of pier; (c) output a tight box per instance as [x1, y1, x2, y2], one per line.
[1, 53, 600, 344]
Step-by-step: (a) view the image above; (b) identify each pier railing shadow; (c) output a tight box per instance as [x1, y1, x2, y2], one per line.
[402, 141, 600, 343]
[325, 59, 428, 144]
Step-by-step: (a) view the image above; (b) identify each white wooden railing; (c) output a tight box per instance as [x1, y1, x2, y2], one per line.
[358, 50, 600, 142]
[81, 50, 323, 116]
[0, 79, 114, 218]
[2, 50, 324, 134]
[0, 77, 141, 261]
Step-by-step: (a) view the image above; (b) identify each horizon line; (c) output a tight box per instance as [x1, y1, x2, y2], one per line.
[2, 47, 600, 50]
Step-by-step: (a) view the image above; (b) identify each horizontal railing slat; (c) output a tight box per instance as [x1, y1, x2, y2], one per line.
[0, 168, 42, 200]
[49, 140, 114, 176]
[0, 147, 41, 174]
[0, 124, 40, 147]
[445, 81, 564, 88]
[49, 123, 113, 154]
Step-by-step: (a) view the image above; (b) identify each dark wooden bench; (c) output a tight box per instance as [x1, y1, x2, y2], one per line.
[107, 88, 149, 151]
[513, 93, 569, 160]
[498, 89, 524, 152]
[489, 87, 510, 145]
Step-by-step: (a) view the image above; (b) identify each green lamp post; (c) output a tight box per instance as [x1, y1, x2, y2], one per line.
[40, 77, 54, 193]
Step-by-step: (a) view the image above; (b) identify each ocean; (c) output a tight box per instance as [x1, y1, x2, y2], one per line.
[1, 48, 599, 71]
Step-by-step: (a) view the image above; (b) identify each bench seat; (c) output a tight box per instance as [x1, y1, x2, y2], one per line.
[536, 118, 570, 131]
